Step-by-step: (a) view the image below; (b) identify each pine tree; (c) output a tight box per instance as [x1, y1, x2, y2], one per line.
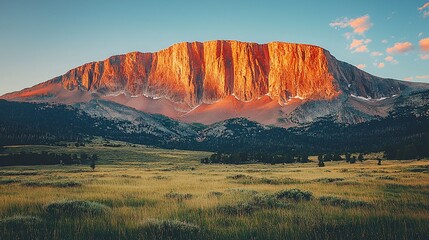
[345, 153, 351, 163]
[358, 153, 364, 162]
[318, 154, 325, 167]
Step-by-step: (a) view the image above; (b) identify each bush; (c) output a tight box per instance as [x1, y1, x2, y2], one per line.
[226, 174, 253, 180]
[0, 179, 20, 185]
[319, 196, 372, 208]
[0, 215, 43, 228]
[21, 180, 82, 188]
[315, 178, 345, 183]
[0, 215, 43, 238]
[164, 192, 193, 202]
[44, 200, 111, 217]
[249, 193, 291, 209]
[275, 188, 313, 201]
[208, 191, 223, 197]
[217, 202, 255, 215]
[138, 219, 200, 239]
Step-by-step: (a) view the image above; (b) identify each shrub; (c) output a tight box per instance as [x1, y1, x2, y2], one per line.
[0, 215, 43, 238]
[0, 179, 20, 184]
[376, 175, 396, 180]
[164, 192, 193, 201]
[208, 191, 223, 197]
[217, 202, 255, 215]
[0, 215, 43, 228]
[275, 188, 313, 201]
[44, 200, 111, 217]
[0, 171, 38, 176]
[315, 178, 345, 183]
[21, 180, 82, 188]
[226, 188, 259, 195]
[152, 175, 169, 180]
[249, 193, 291, 209]
[319, 196, 372, 208]
[138, 219, 200, 239]
[226, 174, 253, 180]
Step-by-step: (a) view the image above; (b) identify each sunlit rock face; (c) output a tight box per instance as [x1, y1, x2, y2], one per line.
[3, 40, 419, 126]
[32, 41, 346, 106]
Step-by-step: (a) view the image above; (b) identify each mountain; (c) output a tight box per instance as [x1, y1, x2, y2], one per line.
[2, 40, 427, 127]
[1, 91, 429, 159]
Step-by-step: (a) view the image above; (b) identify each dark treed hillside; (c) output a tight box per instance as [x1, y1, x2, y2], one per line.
[1, 98, 429, 159]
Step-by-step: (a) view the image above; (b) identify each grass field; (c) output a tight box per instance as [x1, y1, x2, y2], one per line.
[0, 141, 428, 239]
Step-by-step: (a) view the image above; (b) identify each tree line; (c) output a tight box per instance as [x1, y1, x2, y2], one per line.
[0, 151, 98, 167]
[201, 152, 310, 164]
[201, 152, 367, 165]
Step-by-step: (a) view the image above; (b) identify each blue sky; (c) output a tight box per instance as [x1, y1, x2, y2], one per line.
[0, 0, 428, 95]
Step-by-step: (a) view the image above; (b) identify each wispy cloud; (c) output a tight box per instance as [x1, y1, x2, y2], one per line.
[419, 2, 429, 11]
[420, 53, 429, 60]
[349, 15, 372, 35]
[419, 2, 429, 17]
[349, 39, 371, 53]
[381, 39, 388, 44]
[419, 38, 429, 51]
[330, 15, 372, 35]
[385, 56, 399, 64]
[386, 42, 413, 54]
[377, 62, 385, 68]
[356, 64, 366, 69]
[370, 51, 383, 57]
[403, 75, 429, 81]
[416, 75, 429, 79]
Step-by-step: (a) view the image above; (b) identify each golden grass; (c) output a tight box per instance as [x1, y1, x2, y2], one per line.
[0, 143, 428, 239]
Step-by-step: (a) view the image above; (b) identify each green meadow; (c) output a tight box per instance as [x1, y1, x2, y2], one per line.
[0, 141, 428, 239]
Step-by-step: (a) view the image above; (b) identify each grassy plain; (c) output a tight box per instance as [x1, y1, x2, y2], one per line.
[0, 141, 428, 239]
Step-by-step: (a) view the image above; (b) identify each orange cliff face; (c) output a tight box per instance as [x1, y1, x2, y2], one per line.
[13, 41, 340, 107]
[2, 40, 413, 126]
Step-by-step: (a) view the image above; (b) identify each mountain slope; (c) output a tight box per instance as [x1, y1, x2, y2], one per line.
[1, 89, 429, 157]
[2, 40, 427, 126]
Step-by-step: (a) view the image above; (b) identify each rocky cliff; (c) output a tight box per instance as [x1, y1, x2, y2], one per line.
[2, 40, 422, 126]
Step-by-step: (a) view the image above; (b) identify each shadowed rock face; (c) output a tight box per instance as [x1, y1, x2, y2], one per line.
[2, 40, 423, 126]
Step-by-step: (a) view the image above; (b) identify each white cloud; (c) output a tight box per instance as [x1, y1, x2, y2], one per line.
[381, 39, 388, 44]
